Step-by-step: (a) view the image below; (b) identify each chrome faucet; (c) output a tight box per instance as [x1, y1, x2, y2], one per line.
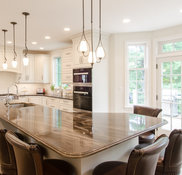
[5, 84, 19, 106]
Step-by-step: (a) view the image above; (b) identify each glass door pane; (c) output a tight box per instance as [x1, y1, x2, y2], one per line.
[160, 60, 182, 130]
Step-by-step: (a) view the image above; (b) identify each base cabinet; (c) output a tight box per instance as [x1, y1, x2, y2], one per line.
[22, 96, 73, 112]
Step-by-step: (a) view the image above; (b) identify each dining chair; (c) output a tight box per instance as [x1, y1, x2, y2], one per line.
[93, 135, 169, 175]
[134, 105, 162, 144]
[5, 130, 76, 175]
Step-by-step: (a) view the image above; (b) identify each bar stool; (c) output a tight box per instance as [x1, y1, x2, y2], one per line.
[134, 105, 162, 144]
[155, 129, 182, 175]
[5, 130, 76, 175]
[0, 129, 18, 175]
[93, 135, 169, 175]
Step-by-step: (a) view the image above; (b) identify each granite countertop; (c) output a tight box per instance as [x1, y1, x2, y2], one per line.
[0, 102, 167, 158]
[20, 94, 73, 100]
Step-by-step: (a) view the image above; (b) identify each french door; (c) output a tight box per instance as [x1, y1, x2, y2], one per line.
[157, 56, 182, 131]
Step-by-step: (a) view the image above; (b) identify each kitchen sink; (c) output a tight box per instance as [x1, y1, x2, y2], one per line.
[8, 103, 35, 108]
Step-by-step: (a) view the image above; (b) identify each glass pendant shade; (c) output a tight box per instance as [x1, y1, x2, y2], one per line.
[88, 51, 96, 64]
[23, 57, 29, 66]
[3, 62, 8, 70]
[12, 60, 17, 68]
[96, 44, 105, 60]
[79, 39, 88, 53]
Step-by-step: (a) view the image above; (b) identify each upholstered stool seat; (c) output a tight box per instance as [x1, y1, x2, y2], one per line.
[155, 129, 182, 175]
[93, 135, 169, 175]
[134, 105, 162, 144]
[0, 129, 24, 175]
[5, 130, 76, 175]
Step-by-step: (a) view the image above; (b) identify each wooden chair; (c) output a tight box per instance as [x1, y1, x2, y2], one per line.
[155, 129, 182, 175]
[134, 105, 162, 144]
[93, 135, 169, 175]
[5, 130, 76, 175]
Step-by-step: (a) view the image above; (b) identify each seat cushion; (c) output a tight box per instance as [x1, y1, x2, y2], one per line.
[43, 159, 76, 175]
[139, 132, 155, 144]
[93, 161, 127, 175]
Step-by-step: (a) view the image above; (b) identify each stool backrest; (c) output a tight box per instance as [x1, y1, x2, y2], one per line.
[134, 105, 162, 117]
[163, 129, 182, 171]
[0, 129, 17, 174]
[5, 130, 44, 175]
[126, 136, 169, 175]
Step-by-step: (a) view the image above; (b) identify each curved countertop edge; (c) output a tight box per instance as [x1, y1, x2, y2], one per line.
[0, 115, 167, 159]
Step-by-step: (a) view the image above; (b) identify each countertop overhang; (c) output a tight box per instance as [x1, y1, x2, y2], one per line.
[0, 102, 167, 158]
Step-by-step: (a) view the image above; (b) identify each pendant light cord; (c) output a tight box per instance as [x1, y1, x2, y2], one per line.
[82, 0, 85, 34]
[99, 0, 101, 42]
[91, 0, 94, 56]
[3, 30, 7, 63]
[13, 23, 17, 60]
[25, 14, 28, 57]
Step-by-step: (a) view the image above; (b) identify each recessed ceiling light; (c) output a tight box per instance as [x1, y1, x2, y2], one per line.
[40, 47, 44, 50]
[45, 36, 51, 39]
[7, 41, 12, 44]
[31, 41, 37, 45]
[180, 9, 182, 13]
[123, 18, 131, 23]
[64, 27, 70, 31]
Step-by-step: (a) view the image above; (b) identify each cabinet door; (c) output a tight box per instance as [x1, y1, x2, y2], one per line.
[72, 38, 91, 68]
[34, 54, 50, 83]
[20, 54, 35, 83]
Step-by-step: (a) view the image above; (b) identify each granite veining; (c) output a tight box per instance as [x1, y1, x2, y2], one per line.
[0, 102, 167, 158]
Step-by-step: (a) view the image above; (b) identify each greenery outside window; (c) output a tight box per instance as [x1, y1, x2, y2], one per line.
[127, 44, 146, 105]
[159, 39, 182, 54]
[53, 57, 61, 88]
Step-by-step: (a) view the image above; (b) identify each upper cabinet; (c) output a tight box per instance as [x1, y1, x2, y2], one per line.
[61, 48, 73, 83]
[72, 37, 92, 68]
[20, 54, 50, 84]
[0, 48, 21, 73]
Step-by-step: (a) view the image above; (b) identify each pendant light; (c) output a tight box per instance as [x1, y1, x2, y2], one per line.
[95, 0, 105, 62]
[78, 0, 90, 56]
[2, 29, 8, 70]
[88, 0, 96, 66]
[11, 22, 18, 68]
[22, 12, 30, 66]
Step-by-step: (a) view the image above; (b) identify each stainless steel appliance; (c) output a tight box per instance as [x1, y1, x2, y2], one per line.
[73, 86, 92, 111]
[73, 68, 92, 83]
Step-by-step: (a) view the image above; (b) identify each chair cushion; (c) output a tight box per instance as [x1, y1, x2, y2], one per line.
[93, 161, 127, 175]
[43, 159, 76, 175]
[139, 132, 155, 144]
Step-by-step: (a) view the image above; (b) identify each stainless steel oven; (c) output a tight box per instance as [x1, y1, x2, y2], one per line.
[73, 86, 92, 111]
[73, 68, 92, 83]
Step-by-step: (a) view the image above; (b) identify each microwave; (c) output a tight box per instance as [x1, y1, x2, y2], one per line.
[73, 68, 92, 83]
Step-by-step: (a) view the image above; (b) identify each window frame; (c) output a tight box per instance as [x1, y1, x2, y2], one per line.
[125, 42, 149, 107]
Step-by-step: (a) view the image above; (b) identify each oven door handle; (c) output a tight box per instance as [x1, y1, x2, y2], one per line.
[74, 91, 89, 95]
[73, 72, 88, 75]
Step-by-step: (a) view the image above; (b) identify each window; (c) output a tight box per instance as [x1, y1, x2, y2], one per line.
[53, 57, 61, 88]
[159, 39, 182, 54]
[127, 44, 146, 105]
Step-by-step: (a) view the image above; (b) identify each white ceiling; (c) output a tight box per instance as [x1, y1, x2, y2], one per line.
[0, 0, 182, 51]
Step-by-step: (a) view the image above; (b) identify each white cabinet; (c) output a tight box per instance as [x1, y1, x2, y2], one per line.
[20, 54, 50, 84]
[0, 48, 21, 72]
[28, 96, 42, 105]
[34, 54, 50, 83]
[20, 54, 35, 83]
[72, 37, 91, 68]
[61, 48, 73, 83]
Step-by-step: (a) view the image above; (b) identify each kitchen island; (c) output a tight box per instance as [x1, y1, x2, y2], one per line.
[0, 102, 167, 175]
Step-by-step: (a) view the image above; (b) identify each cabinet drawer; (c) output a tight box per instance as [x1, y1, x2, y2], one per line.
[46, 98, 60, 109]
[62, 62, 72, 69]
[28, 97, 42, 105]
[62, 49, 72, 58]
[60, 99, 73, 106]
[62, 68, 72, 74]
[62, 74, 73, 83]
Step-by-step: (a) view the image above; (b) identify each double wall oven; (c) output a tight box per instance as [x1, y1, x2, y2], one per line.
[73, 68, 92, 111]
